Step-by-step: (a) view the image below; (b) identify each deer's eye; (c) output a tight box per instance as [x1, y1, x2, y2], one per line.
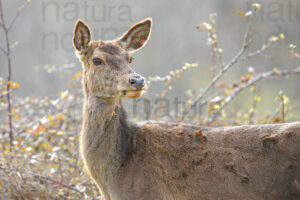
[93, 58, 103, 66]
[129, 57, 134, 63]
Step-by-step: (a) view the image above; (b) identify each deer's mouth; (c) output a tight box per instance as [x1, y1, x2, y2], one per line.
[122, 89, 144, 98]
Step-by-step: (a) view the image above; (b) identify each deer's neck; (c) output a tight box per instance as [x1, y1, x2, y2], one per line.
[80, 95, 134, 171]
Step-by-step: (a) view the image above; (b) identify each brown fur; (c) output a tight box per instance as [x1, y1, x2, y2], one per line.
[74, 19, 300, 200]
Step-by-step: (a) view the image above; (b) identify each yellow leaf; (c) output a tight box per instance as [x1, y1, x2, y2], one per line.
[269, 36, 279, 43]
[13, 82, 20, 88]
[273, 68, 282, 75]
[254, 96, 261, 102]
[57, 131, 64, 135]
[237, 11, 245, 16]
[21, 146, 26, 152]
[245, 73, 252, 79]
[59, 90, 68, 98]
[252, 3, 261, 11]
[187, 100, 193, 105]
[283, 97, 289, 105]
[48, 146, 53, 151]
[49, 129, 56, 134]
[25, 128, 32, 133]
[56, 114, 65, 120]
[71, 71, 83, 81]
[237, 11, 246, 19]
[164, 75, 172, 83]
[33, 125, 45, 136]
[7, 81, 13, 89]
[48, 115, 53, 121]
[213, 104, 221, 110]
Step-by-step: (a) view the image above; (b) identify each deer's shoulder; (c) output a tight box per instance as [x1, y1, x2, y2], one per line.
[134, 121, 208, 150]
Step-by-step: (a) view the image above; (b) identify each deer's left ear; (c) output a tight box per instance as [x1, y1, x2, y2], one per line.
[117, 18, 152, 52]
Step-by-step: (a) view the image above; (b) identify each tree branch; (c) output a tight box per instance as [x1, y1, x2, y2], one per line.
[180, 10, 256, 122]
[238, 41, 274, 62]
[0, 0, 31, 148]
[0, 166, 85, 196]
[207, 67, 300, 125]
[7, 1, 31, 32]
[0, 0, 13, 148]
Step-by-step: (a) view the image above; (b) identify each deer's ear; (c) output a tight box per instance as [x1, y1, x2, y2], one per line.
[118, 18, 152, 52]
[73, 19, 91, 51]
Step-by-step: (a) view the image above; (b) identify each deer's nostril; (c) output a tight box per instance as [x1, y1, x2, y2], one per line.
[130, 80, 136, 85]
[129, 76, 145, 89]
[129, 77, 137, 85]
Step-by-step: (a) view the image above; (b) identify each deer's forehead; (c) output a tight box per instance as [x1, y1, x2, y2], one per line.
[99, 42, 123, 54]
[92, 45, 129, 65]
[93, 42, 128, 56]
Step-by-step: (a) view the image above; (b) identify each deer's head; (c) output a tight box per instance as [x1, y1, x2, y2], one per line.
[73, 18, 152, 99]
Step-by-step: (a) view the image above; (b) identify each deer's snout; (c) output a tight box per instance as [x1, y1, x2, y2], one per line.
[129, 76, 145, 89]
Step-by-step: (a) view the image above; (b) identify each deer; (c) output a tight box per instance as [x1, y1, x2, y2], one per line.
[73, 18, 300, 200]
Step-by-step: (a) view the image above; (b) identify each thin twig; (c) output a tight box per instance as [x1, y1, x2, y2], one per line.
[0, 166, 84, 196]
[180, 10, 255, 122]
[248, 87, 259, 124]
[0, 0, 31, 148]
[7, 1, 31, 32]
[281, 101, 285, 122]
[0, 0, 14, 148]
[207, 67, 300, 125]
[238, 41, 274, 62]
[196, 41, 278, 122]
[58, 156, 64, 188]
[223, 67, 300, 106]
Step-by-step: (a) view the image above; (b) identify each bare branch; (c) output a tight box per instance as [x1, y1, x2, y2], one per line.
[0, 0, 6, 30]
[179, 10, 256, 122]
[207, 67, 300, 125]
[27, 171, 84, 196]
[0, 166, 85, 196]
[0, 0, 31, 148]
[224, 67, 300, 106]
[7, 1, 31, 32]
[238, 41, 274, 62]
[0, 0, 14, 148]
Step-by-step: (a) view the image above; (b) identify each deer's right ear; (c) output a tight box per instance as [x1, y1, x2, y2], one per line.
[73, 19, 91, 52]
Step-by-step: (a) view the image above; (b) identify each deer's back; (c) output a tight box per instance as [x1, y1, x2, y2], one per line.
[115, 121, 300, 200]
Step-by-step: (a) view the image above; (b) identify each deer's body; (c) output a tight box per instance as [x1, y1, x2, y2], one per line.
[80, 95, 208, 200]
[73, 19, 300, 200]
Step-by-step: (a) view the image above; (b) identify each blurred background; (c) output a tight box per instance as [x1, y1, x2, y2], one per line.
[1, 0, 300, 120]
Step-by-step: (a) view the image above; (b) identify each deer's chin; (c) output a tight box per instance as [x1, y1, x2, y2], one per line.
[122, 90, 144, 98]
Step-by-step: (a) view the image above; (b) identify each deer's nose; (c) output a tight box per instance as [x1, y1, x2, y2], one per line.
[129, 76, 145, 89]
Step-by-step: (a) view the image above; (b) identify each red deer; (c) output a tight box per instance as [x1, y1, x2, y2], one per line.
[73, 18, 300, 200]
